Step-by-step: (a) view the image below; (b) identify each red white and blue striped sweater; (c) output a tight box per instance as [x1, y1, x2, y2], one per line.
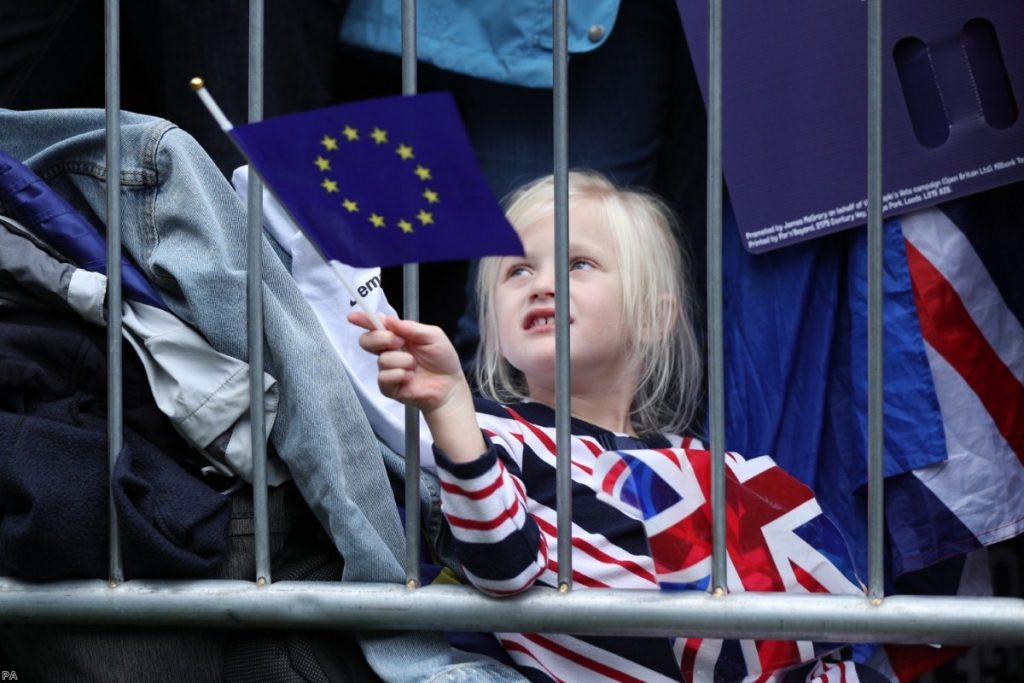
[433, 398, 698, 683]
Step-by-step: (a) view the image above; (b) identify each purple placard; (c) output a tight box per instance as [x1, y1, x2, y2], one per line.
[676, 0, 1024, 252]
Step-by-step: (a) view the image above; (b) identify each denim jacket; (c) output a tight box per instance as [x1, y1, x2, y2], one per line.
[0, 107, 523, 683]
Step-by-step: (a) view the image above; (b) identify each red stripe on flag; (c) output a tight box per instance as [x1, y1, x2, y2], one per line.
[905, 239, 1024, 465]
[680, 638, 700, 682]
[503, 406, 594, 475]
[580, 437, 605, 457]
[522, 633, 650, 683]
[500, 639, 566, 682]
[535, 516, 657, 584]
[753, 639, 799, 678]
[544, 559, 611, 588]
[484, 428, 525, 443]
[790, 559, 831, 594]
[655, 448, 683, 468]
[883, 643, 967, 683]
[601, 458, 629, 496]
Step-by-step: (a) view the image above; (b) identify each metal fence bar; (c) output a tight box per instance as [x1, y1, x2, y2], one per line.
[246, 0, 271, 586]
[551, 0, 572, 592]
[706, 0, 727, 594]
[401, 0, 422, 588]
[866, 0, 886, 602]
[104, 0, 124, 586]
[3, 578, 1023, 646]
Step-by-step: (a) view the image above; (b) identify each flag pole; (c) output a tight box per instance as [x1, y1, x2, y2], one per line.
[189, 77, 384, 330]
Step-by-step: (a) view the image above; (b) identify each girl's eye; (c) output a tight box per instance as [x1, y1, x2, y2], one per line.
[570, 258, 595, 271]
[506, 264, 531, 278]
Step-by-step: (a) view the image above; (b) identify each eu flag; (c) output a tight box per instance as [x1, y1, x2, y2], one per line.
[230, 92, 523, 268]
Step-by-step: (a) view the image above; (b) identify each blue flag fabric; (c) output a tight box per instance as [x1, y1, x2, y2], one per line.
[0, 150, 167, 310]
[230, 92, 523, 268]
[721, 183, 1024, 585]
[719, 191, 1024, 679]
[721, 199, 947, 583]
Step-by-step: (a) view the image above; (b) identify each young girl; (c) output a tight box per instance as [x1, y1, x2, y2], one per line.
[349, 170, 703, 682]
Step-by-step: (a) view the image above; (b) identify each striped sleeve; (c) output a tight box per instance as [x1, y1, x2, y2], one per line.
[434, 437, 548, 596]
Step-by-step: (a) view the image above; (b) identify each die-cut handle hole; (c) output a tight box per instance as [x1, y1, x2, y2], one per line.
[961, 17, 1018, 130]
[894, 37, 950, 148]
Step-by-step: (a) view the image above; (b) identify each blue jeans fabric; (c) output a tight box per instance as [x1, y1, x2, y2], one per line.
[0, 107, 523, 683]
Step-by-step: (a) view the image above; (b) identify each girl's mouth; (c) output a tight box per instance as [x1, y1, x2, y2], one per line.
[523, 308, 569, 331]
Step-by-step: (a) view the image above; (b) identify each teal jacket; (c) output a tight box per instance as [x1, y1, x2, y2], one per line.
[340, 0, 620, 88]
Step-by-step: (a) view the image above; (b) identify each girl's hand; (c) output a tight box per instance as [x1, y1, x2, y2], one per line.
[349, 311, 487, 463]
[347, 311, 465, 415]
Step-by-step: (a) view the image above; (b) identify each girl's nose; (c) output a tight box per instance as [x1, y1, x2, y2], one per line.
[529, 266, 556, 300]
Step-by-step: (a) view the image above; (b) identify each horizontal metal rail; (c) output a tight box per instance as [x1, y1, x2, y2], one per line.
[2, 579, 1023, 646]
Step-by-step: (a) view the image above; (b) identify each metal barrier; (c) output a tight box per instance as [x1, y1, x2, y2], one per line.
[2, 0, 1024, 665]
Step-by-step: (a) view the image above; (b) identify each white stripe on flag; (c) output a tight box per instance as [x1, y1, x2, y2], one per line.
[902, 208, 1024, 383]
[913, 344, 1024, 545]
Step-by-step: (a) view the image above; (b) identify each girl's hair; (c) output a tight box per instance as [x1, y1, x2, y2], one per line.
[473, 170, 703, 436]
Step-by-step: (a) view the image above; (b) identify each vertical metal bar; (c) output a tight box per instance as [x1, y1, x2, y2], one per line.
[706, 0, 727, 594]
[401, 0, 422, 588]
[552, 0, 572, 592]
[104, 0, 124, 586]
[247, 0, 271, 585]
[866, 0, 885, 602]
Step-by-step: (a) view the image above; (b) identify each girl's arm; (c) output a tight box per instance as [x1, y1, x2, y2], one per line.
[350, 312, 548, 593]
[434, 439, 549, 595]
[348, 311, 485, 462]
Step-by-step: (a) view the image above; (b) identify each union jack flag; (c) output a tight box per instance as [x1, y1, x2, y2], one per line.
[594, 447, 864, 682]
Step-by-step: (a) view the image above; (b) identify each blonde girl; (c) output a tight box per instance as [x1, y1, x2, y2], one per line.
[350, 170, 702, 682]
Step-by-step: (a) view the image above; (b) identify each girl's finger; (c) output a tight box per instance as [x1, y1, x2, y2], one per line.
[378, 367, 412, 394]
[387, 317, 445, 345]
[347, 310, 375, 331]
[378, 349, 416, 371]
[357, 328, 404, 354]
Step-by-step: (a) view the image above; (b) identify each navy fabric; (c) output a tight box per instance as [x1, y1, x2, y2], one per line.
[0, 307, 229, 580]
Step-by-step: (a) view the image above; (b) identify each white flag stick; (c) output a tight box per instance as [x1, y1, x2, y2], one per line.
[189, 77, 384, 331]
[328, 261, 386, 330]
[191, 78, 233, 132]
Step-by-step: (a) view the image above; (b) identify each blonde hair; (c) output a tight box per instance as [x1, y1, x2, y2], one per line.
[473, 171, 703, 436]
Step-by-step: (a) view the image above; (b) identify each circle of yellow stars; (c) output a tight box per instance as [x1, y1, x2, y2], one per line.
[314, 124, 440, 235]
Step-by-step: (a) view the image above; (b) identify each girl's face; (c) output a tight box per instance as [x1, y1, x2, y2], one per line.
[492, 200, 636, 397]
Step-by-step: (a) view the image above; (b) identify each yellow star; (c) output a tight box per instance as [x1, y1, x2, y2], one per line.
[413, 165, 432, 181]
[369, 213, 386, 228]
[321, 178, 339, 193]
[397, 219, 414, 234]
[342, 198, 359, 213]
[314, 156, 331, 172]
[422, 188, 439, 204]
[395, 144, 414, 160]
[320, 134, 338, 151]
[416, 209, 434, 225]
[370, 127, 388, 144]
[342, 125, 359, 141]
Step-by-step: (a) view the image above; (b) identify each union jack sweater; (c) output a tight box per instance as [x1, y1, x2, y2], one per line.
[434, 399, 881, 683]
[434, 398, 694, 682]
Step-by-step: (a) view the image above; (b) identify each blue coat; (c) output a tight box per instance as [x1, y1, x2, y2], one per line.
[340, 0, 620, 87]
